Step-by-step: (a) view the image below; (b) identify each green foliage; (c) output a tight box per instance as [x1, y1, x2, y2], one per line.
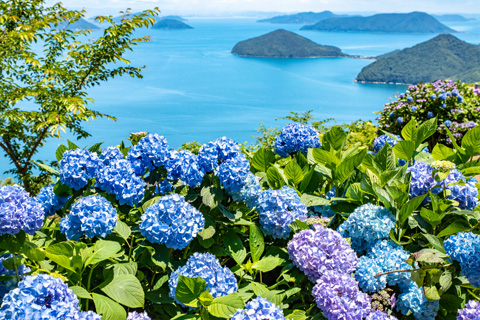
[0, 1, 159, 193]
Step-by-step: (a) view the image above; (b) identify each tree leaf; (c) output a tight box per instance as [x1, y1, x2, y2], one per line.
[32, 160, 59, 176]
[92, 293, 126, 320]
[249, 225, 264, 263]
[207, 293, 244, 319]
[101, 274, 144, 308]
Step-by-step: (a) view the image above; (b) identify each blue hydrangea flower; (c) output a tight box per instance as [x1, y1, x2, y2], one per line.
[457, 300, 480, 320]
[198, 137, 240, 173]
[59, 149, 101, 190]
[230, 173, 262, 208]
[231, 296, 286, 320]
[127, 311, 151, 320]
[35, 184, 69, 216]
[312, 270, 371, 320]
[439, 94, 447, 101]
[430, 94, 436, 100]
[126, 133, 171, 176]
[427, 112, 434, 118]
[311, 205, 336, 218]
[0, 274, 80, 319]
[0, 254, 30, 301]
[373, 134, 401, 153]
[458, 95, 464, 103]
[99, 146, 124, 166]
[215, 155, 251, 195]
[407, 96, 413, 102]
[95, 159, 146, 206]
[365, 311, 398, 320]
[442, 103, 447, 108]
[431, 169, 478, 210]
[397, 117, 403, 124]
[396, 282, 439, 320]
[257, 186, 308, 239]
[139, 194, 205, 250]
[75, 311, 102, 320]
[274, 123, 321, 158]
[407, 162, 437, 199]
[287, 224, 358, 282]
[60, 195, 117, 241]
[337, 204, 395, 253]
[355, 256, 386, 293]
[445, 120, 452, 127]
[411, 106, 418, 112]
[166, 150, 205, 187]
[444, 232, 480, 288]
[389, 112, 394, 118]
[156, 179, 173, 195]
[168, 253, 238, 307]
[0, 185, 45, 235]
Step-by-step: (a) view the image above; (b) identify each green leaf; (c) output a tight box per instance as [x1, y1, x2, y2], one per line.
[423, 234, 444, 252]
[207, 293, 244, 318]
[249, 225, 264, 263]
[198, 225, 216, 240]
[201, 186, 223, 209]
[439, 270, 452, 292]
[251, 256, 284, 272]
[32, 160, 59, 176]
[92, 293, 126, 320]
[114, 220, 131, 241]
[401, 119, 417, 141]
[101, 274, 144, 308]
[412, 249, 448, 263]
[336, 148, 367, 184]
[251, 148, 276, 172]
[70, 286, 92, 300]
[393, 140, 416, 161]
[462, 166, 480, 176]
[112, 262, 138, 276]
[142, 196, 160, 211]
[223, 230, 246, 265]
[437, 220, 471, 238]
[175, 275, 208, 308]
[398, 194, 426, 226]
[285, 310, 308, 320]
[374, 143, 397, 171]
[53, 181, 72, 198]
[88, 142, 103, 154]
[56, 144, 68, 162]
[462, 126, 480, 156]
[311, 149, 339, 167]
[415, 118, 437, 147]
[424, 285, 441, 301]
[419, 208, 443, 227]
[322, 126, 346, 151]
[266, 166, 286, 190]
[284, 160, 304, 185]
[432, 144, 456, 161]
[67, 139, 79, 150]
[84, 240, 122, 266]
[300, 194, 330, 207]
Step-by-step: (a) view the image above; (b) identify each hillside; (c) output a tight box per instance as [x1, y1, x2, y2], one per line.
[257, 11, 346, 24]
[231, 29, 346, 58]
[301, 12, 456, 33]
[151, 19, 193, 30]
[433, 14, 474, 22]
[110, 14, 186, 24]
[356, 34, 480, 84]
[56, 18, 99, 30]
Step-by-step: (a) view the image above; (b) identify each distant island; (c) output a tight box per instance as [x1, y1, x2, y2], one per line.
[257, 11, 347, 24]
[56, 18, 99, 30]
[111, 14, 187, 24]
[231, 29, 347, 58]
[356, 34, 480, 84]
[152, 19, 193, 30]
[433, 14, 474, 22]
[301, 12, 456, 33]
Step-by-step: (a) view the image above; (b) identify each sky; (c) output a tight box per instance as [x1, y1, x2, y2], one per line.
[46, 0, 480, 17]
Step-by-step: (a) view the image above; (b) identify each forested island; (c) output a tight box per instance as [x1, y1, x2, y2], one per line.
[57, 18, 99, 30]
[301, 12, 456, 33]
[356, 34, 480, 84]
[257, 11, 347, 24]
[231, 29, 347, 58]
[152, 19, 193, 30]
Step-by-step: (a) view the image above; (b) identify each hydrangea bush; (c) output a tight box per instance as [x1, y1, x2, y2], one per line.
[0, 104, 479, 320]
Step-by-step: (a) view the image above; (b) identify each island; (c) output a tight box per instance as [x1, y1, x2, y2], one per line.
[301, 12, 456, 33]
[257, 11, 346, 24]
[56, 18, 99, 30]
[355, 34, 480, 84]
[433, 14, 474, 22]
[151, 19, 193, 30]
[110, 13, 187, 24]
[231, 29, 347, 58]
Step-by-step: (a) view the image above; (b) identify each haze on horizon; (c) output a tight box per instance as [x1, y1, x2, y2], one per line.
[46, 0, 480, 17]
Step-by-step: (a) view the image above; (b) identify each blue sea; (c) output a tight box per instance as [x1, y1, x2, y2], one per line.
[2, 17, 480, 176]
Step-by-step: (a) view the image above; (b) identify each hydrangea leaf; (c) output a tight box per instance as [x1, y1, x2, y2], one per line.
[175, 275, 208, 308]
[84, 240, 122, 266]
[70, 286, 92, 300]
[101, 274, 145, 308]
[251, 256, 284, 272]
[249, 225, 264, 263]
[207, 293, 244, 318]
[92, 293, 127, 320]
[461, 126, 480, 156]
[114, 220, 131, 241]
[432, 144, 456, 162]
[223, 229, 246, 265]
[55, 144, 68, 162]
[437, 219, 471, 238]
[251, 147, 275, 172]
[284, 160, 304, 185]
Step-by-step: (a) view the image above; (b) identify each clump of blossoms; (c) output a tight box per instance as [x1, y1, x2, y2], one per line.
[59, 149, 101, 190]
[0, 274, 100, 319]
[95, 159, 146, 206]
[215, 154, 251, 195]
[257, 186, 308, 239]
[373, 134, 401, 153]
[126, 133, 171, 176]
[60, 195, 117, 241]
[0, 185, 45, 235]
[370, 289, 397, 313]
[431, 160, 456, 171]
[127, 311, 151, 320]
[365, 310, 398, 320]
[35, 184, 70, 216]
[396, 282, 439, 320]
[166, 150, 205, 187]
[407, 161, 437, 199]
[337, 204, 395, 253]
[0, 254, 30, 300]
[457, 300, 480, 320]
[198, 137, 240, 173]
[231, 296, 286, 320]
[274, 123, 321, 158]
[168, 252, 238, 306]
[444, 232, 480, 288]
[355, 240, 413, 293]
[377, 80, 480, 146]
[312, 270, 371, 320]
[229, 173, 262, 208]
[99, 146, 124, 166]
[139, 194, 205, 250]
[287, 224, 358, 282]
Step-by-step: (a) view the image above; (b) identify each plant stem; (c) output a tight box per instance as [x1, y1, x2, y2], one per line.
[127, 235, 135, 262]
[12, 255, 20, 283]
[374, 265, 439, 278]
[85, 265, 96, 310]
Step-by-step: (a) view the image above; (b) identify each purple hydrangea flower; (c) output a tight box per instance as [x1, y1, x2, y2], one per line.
[274, 123, 321, 158]
[257, 186, 308, 239]
[166, 150, 205, 188]
[198, 137, 240, 173]
[0, 185, 45, 235]
[337, 204, 395, 253]
[60, 195, 117, 241]
[457, 300, 480, 320]
[127, 311, 151, 320]
[231, 296, 286, 320]
[312, 270, 371, 320]
[126, 133, 171, 176]
[59, 149, 101, 190]
[287, 224, 358, 282]
[139, 194, 205, 250]
[168, 253, 238, 307]
[35, 184, 70, 216]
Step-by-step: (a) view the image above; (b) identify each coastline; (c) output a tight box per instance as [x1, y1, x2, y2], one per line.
[231, 52, 376, 60]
